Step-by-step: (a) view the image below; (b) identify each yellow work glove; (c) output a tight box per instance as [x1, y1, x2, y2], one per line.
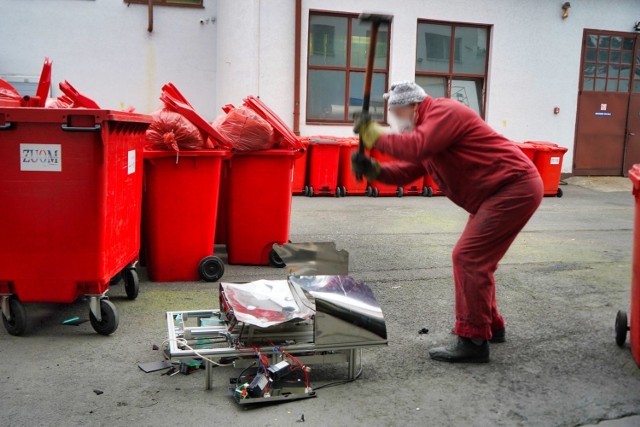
[351, 152, 381, 182]
[354, 115, 383, 150]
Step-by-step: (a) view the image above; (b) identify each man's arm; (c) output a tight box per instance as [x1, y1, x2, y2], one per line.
[376, 103, 465, 162]
[377, 161, 427, 186]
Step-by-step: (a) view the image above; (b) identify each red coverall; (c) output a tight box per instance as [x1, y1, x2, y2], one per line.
[375, 97, 543, 340]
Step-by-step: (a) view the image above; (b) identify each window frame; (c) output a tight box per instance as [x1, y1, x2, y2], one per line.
[124, 0, 204, 8]
[306, 10, 391, 125]
[415, 19, 491, 119]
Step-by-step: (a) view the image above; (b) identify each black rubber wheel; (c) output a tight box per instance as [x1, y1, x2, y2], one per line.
[2, 297, 27, 336]
[123, 268, 139, 300]
[557, 188, 563, 198]
[308, 186, 314, 197]
[396, 187, 404, 198]
[198, 256, 225, 282]
[341, 186, 347, 197]
[335, 186, 341, 198]
[615, 310, 629, 347]
[366, 186, 372, 197]
[90, 299, 119, 336]
[422, 186, 433, 197]
[303, 186, 309, 197]
[372, 188, 379, 198]
[269, 249, 286, 268]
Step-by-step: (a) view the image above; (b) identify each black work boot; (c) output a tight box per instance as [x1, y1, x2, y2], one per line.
[429, 337, 490, 363]
[450, 327, 506, 344]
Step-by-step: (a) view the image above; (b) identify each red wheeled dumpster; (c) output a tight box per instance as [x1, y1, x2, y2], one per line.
[292, 139, 309, 195]
[0, 108, 151, 336]
[616, 164, 640, 367]
[422, 174, 444, 197]
[401, 177, 424, 197]
[306, 137, 345, 197]
[143, 150, 230, 282]
[527, 141, 567, 198]
[368, 149, 402, 197]
[226, 149, 302, 266]
[338, 138, 368, 196]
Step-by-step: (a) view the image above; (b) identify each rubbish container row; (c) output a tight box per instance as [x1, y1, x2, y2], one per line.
[293, 138, 568, 199]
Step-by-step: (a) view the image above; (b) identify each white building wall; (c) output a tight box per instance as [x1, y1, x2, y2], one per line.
[0, 0, 218, 117]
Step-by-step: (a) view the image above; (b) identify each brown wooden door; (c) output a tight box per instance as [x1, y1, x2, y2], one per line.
[574, 31, 640, 176]
[623, 94, 640, 175]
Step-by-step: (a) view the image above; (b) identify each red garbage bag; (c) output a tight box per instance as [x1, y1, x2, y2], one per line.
[0, 80, 22, 107]
[214, 106, 275, 151]
[145, 109, 206, 152]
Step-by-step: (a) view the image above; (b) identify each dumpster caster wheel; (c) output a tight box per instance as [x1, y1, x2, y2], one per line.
[308, 186, 314, 197]
[366, 186, 372, 197]
[335, 186, 341, 198]
[422, 186, 433, 197]
[303, 186, 309, 197]
[269, 249, 286, 268]
[90, 299, 119, 336]
[2, 297, 27, 336]
[557, 188, 563, 198]
[615, 310, 629, 347]
[372, 188, 379, 198]
[396, 187, 404, 197]
[123, 268, 139, 300]
[199, 256, 225, 282]
[341, 186, 347, 197]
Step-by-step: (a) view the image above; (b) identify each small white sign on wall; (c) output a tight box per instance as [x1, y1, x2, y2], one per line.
[127, 150, 136, 175]
[20, 144, 62, 172]
[550, 157, 560, 165]
[600, 104, 607, 111]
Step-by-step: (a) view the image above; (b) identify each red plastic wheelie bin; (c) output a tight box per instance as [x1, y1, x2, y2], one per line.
[527, 141, 567, 198]
[0, 107, 151, 336]
[306, 137, 345, 197]
[401, 177, 424, 197]
[368, 149, 402, 197]
[615, 164, 640, 367]
[516, 142, 536, 162]
[292, 139, 309, 195]
[422, 174, 444, 197]
[143, 149, 230, 282]
[338, 138, 368, 196]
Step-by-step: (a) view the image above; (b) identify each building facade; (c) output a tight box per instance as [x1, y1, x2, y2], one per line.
[1, 0, 639, 174]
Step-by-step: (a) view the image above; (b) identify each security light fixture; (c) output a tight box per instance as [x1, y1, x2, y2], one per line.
[562, 2, 571, 20]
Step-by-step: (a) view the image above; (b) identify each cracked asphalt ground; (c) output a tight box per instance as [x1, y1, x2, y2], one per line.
[1, 183, 639, 426]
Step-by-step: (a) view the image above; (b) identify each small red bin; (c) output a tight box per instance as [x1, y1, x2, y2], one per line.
[369, 149, 402, 197]
[292, 140, 309, 195]
[527, 141, 567, 198]
[338, 138, 368, 196]
[306, 137, 344, 197]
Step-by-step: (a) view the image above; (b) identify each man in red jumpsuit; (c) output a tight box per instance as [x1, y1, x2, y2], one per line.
[353, 81, 543, 363]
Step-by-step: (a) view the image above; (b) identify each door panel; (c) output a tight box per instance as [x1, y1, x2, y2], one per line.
[574, 92, 629, 175]
[623, 94, 640, 174]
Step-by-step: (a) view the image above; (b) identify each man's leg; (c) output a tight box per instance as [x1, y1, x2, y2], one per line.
[430, 175, 543, 363]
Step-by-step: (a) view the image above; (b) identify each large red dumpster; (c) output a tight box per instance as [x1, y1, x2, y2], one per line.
[616, 164, 640, 367]
[0, 107, 151, 336]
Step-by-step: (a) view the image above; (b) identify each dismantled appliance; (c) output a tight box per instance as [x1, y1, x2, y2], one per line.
[164, 275, 387, 405]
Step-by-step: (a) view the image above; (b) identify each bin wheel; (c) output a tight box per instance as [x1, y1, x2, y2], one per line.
[269, 249, 286, 268]
[557, 188, 563, 198]
[2, 297, 28, 336]
[615, 310, 629, 347]
[90, 299, 119, 336]
[372, 188, 379, 198]
[335, 186, 341, 198]
[341, 186, 347, 197]
[396, 187, 404, 198]
[308, 186, 314, 197]
[199, 256, 225, 282]
[303, 186, 309, 197]
[123, 268, 139, 300]
[366, 186, 372, 197]
[422, 186, 433, 197]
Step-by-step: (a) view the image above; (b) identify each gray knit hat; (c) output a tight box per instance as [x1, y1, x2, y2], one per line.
[383, 81, 427, 108]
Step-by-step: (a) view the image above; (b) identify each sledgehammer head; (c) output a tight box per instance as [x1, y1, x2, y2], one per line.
[358, 13, 393, 25]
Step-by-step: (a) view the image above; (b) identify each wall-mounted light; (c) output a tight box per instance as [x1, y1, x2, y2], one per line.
[562, 2, 571, 20]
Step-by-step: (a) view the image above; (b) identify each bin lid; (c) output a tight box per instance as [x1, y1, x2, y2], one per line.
[0, 107, 152, 125]
[143, 149, 232, 159]
[630, 164, 640, 191]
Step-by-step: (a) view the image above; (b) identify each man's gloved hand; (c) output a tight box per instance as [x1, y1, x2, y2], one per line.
[351, 152, 381, 182]
[354, 113, 383, 150]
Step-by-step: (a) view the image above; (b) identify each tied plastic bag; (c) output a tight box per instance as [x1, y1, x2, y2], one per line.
[213, 106, 275, 151]
[145, 109, 207, 152]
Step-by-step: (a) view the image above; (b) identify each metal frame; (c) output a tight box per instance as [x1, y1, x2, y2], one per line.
[305, 10, 391, 125]
[415, 19, 491, 119]
[165, 309, 375, 390]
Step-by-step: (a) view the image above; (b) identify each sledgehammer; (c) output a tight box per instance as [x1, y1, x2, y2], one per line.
[354, 13, 393, 181]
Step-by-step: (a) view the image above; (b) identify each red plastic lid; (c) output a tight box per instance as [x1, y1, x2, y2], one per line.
[0, 107, 151, 125]
[143, 149, 232, 159]
[630, 164, 640, 191]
